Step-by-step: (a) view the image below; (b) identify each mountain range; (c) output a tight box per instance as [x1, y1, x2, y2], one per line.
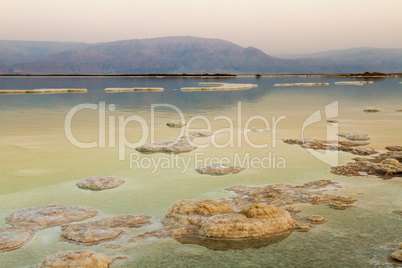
[0, 36, 401, 74]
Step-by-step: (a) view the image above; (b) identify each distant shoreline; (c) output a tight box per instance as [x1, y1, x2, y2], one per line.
[0, 73, 401, 78]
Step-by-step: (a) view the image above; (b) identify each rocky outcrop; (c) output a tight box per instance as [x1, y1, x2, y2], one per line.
[76, 177, 125, 190]
[36, 250, 114, 268]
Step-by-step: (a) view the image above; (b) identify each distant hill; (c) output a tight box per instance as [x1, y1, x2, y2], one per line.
[1, 37, 401, 74]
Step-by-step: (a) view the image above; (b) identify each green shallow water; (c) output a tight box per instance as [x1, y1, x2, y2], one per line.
[0, 76, 401, 267]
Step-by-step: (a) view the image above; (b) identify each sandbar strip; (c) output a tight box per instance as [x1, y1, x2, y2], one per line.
[104, 87, 164, 92]
[181, 83, 257, 91]
[0, 88, 87, 94]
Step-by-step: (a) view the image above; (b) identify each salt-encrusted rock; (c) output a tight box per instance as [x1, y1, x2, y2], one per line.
[331, 150, 402, 179]
[309, 215, 325, 223]
[136, 135, 197, 153]
[196, 164, 245, 175]
[0, 226, 35, 252]
[162, 199, 236, 226]
[166, 120, 186, 128]
[76, 177, 125, 190]
[363, 107, 382, 112]
[61, 215, 151, 244]
[5, 204, 99, 228]
[61, 224, 124, 244]
[391, 249, 402, 262]
[337, 131, 370, 141]
[199, 206, 294, 239]
[190, 131, 212, 137]
[338, 140, 370, 147]
[36, 250, 114, 268]
[386, 146, 402, 152]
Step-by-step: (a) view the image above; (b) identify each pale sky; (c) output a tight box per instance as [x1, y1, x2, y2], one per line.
[1, 0, 401, 54]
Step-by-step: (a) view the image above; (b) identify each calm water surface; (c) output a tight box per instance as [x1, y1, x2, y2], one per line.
[0, 77, 401, 267]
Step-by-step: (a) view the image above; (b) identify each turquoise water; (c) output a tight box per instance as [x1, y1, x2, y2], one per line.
[0, 76, 401, 267]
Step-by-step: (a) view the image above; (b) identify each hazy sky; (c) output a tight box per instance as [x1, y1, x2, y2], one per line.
[1, 0, 401, 54]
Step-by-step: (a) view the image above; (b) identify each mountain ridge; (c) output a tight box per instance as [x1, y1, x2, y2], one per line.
[1, 36, 401, 74]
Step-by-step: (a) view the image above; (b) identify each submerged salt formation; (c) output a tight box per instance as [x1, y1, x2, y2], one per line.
[104, 87, 164, 92]
[331, 149, 402, 179]
[166, 120, 186, 128]
[136, 135, 197, 153]
[0, 226, 35, 252]
[283, 138, 377, 156]
[0, 88, 87, 94]
[36, 250, 114, 268]
[363, 107, 382, 112]
[196, 164, 245, 175]
[274, 83, 329, 87]
[181, 83, 258, 91]
[249, 127, 270, 133]
[61, 215, 151, 244]
[337, 131, 370, 141]
[5, 204, 99, 228]
[76, 177, 125, 190]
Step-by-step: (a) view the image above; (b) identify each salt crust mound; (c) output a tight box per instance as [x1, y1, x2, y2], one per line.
[163, 201, 293, 239]
[0, 226, 35, 252]
[104, 87, 164, 92]
[331, 150, 402, 179]
[363, 107, 382, 112]
[283, 138, 377, 156]
[189, 131, 212, 137]
[36, 250, 114, 268]
[0, 88, 87, 94]
[337, 131, 370, 141]
[76, 177, 125, 190]
[181, 83, 258, 91]
[391, 249, 402, 262]
[5, 204, 99, 228]
[166, 120, 186, 128]
[386, 146, 402, 152]
[130, 180, 356, 248]
[61, 215, 151, 244]
[136, 135, 197, 153]
[196, 164, 245, 175]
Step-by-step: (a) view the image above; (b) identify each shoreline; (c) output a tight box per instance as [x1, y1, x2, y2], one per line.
[0, 73, 401, 78]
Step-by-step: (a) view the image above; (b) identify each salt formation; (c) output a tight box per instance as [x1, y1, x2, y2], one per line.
[274, 83, 329, 87]
[61, 215, 151, 244]
[196, 164, 245, 175]
[0, 88, 87, 94]
[189, 131, 212, 137]
[76, 176, 125, 190]
[5, 204, 99, 228]
[249, 127, 270, 133]
[385, 146, 402, 152]
[104, 87, 164, 92]
[337, 131, 370, 141]
[326, 119, 338, 123]
[136, 135, 197, 153]
[181, 83, 258, 91]
[334, 81, 373, 86]
[283, 138, 377, 156]
[0, 226, 35, 252]
[166, 120, 186, 128]
[130, 180, 355, 249]
[309, 215, 325, 223]
[36, 250, 114, 268]
[331, 149, 402, 179]
[363, 107, 382, 112]
[391, 247, 402, 262]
